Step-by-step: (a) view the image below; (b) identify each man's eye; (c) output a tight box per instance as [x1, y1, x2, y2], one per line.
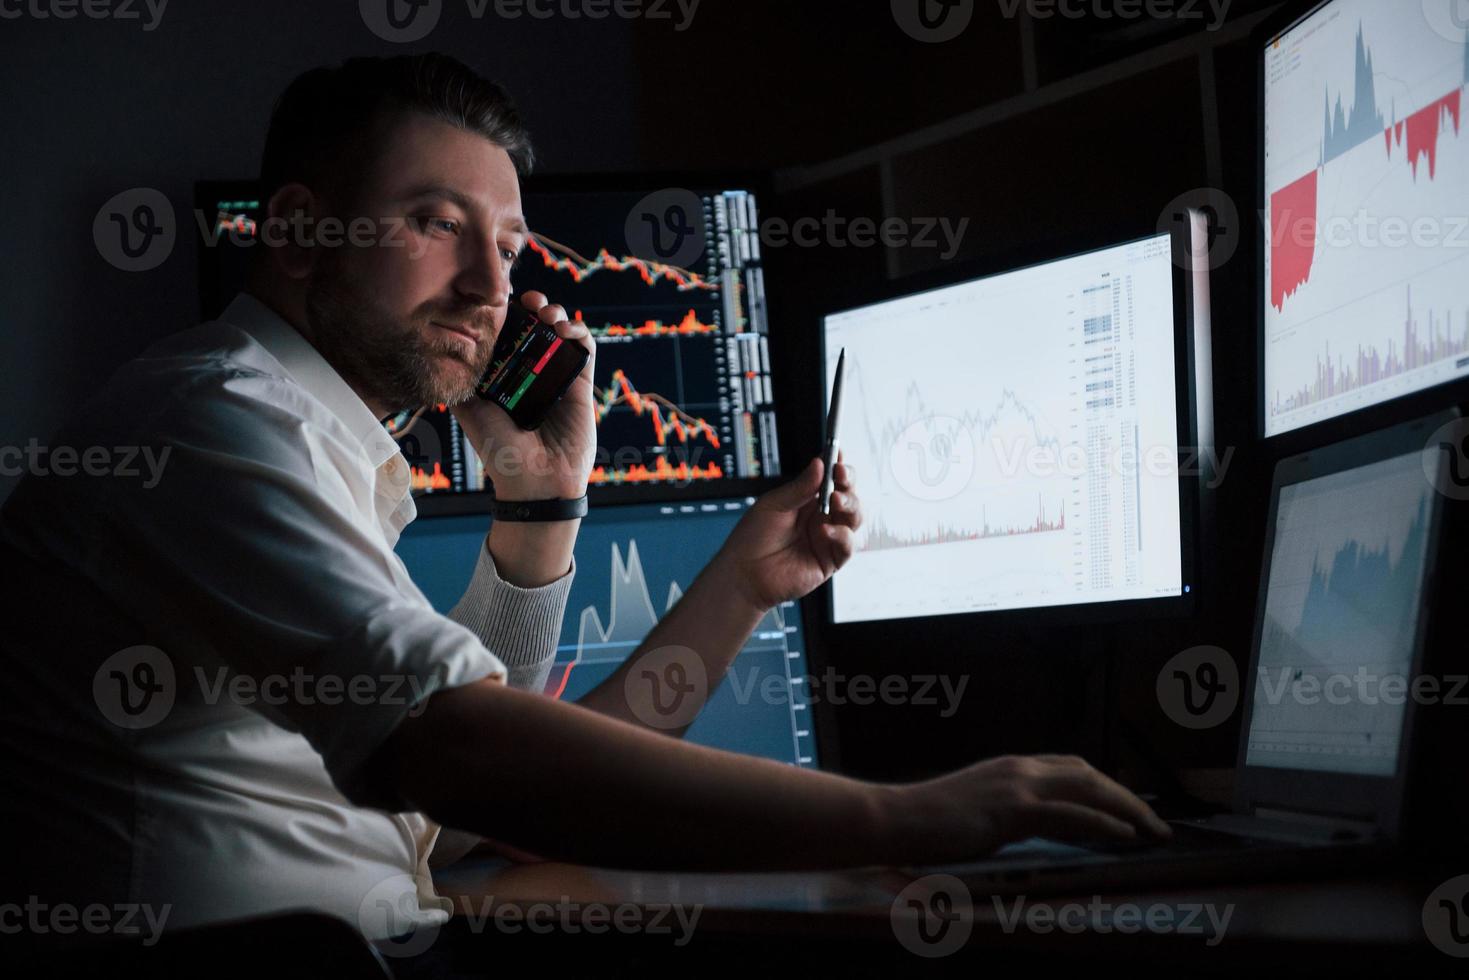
[411, 216, 459, 236]
[501, 247, 520, 266]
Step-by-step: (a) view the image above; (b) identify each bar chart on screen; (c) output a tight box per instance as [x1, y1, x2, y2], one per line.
[1263, 0, 1469, 436]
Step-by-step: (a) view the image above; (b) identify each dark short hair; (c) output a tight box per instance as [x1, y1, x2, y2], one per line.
[259, 53, 535, 207]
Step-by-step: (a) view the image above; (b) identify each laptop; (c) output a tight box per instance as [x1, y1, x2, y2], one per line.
[913, 409, 1457, 894]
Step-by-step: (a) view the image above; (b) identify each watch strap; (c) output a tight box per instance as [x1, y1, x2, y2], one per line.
[489, 495, 589, 523]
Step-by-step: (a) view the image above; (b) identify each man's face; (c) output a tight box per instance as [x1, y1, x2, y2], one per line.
[303, 111, 528, 414]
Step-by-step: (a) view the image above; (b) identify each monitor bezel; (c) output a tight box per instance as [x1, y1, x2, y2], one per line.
[195, 179, 265, 323]
[1231, 408, 1456, 839]
[1255, 0, 1469, 448]
[816, 226, 1202, 632]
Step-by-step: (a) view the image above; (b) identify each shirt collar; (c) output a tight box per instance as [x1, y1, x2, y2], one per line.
[219, 291, 403, 471]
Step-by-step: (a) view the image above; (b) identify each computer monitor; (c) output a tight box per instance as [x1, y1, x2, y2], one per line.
[195, 177, 785, 510]
[396, 496, 820, 768]
[196, 181, 264, 323]
[1261, 0, 1469, 439]
[821, 233, 1195, 624]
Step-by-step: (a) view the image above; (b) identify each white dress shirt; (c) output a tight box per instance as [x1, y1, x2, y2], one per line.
[0, 292, 573, 940]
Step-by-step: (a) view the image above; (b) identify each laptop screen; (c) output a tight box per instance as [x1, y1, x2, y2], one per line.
[1245, 450, 1436, 777]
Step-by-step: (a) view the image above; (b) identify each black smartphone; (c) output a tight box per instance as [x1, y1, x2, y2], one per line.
[474, 316, 590, 430]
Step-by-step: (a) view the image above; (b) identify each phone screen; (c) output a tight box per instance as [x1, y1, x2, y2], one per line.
[476, 320, 589, 430]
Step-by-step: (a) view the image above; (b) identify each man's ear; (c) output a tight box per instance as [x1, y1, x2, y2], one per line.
[262, 182, 320, 281]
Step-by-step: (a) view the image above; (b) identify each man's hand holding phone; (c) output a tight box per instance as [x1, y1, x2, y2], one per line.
[452, 291, 597, 502]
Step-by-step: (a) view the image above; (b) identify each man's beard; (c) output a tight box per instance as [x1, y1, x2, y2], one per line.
[304, 252, 497, 414]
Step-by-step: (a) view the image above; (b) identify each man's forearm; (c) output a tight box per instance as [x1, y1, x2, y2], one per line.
[485, 519, 579, 588]
[573, 553, 765, 731]
[378, 678, 896, 871]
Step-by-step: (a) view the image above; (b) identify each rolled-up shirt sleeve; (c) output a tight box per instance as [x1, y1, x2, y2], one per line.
[66, 369, 529, 812]
[448, 543, 573, 695]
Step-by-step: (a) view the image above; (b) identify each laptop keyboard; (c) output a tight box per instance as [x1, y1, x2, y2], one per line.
[1077, 819, 1279, 856]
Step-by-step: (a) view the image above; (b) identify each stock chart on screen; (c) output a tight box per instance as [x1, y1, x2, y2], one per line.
[1246, 452, 1433, 776]
[395, 498, 819, 768]
[1263, 0, 1469, 436]
[823, 235, 1185, 623]
[392, 187, 782, 497]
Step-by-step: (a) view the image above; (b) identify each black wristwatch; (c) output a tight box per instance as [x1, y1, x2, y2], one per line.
[488, 494, 589, 523]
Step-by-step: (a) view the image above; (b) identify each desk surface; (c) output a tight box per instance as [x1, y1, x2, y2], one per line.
[432, 851, 1464, 971]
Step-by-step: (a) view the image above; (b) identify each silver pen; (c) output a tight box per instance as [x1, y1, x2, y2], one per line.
[819, 348, 847, 515]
